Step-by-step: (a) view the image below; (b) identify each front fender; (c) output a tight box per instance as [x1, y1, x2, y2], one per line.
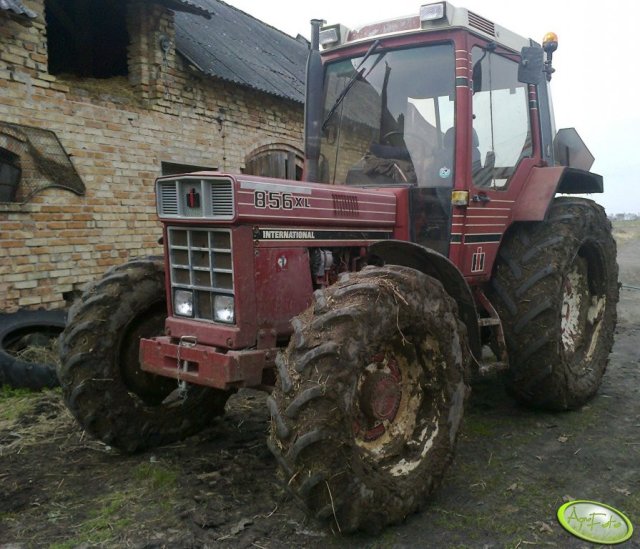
[368, 240, 480, 358]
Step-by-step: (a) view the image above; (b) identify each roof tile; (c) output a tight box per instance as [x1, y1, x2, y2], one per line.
[0, 0, 37, 19]
[175, 0, 307, 103]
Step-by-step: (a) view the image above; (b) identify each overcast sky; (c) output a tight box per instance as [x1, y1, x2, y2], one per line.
[225, 0, 639, 214]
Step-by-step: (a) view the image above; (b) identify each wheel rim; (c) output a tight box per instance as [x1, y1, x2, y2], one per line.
[561, 257, 589, 353]
[353, 335, 444, 477]
[560, 252, 607, 361]
[354, 352, 404, 442]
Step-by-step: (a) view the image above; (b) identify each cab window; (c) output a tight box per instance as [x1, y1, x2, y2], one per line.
[471, 47, 532, 189]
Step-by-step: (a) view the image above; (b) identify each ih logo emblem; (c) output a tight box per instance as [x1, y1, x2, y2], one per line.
[186, 188, 201, 209]
[471, 247, 485, 273]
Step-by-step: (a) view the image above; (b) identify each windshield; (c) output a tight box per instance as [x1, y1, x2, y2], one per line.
[319, 43, 456, 188]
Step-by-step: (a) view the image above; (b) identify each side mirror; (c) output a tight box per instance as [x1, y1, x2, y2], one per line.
[518, 46, 544, 85]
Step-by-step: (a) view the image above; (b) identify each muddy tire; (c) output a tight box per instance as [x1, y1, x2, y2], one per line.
[58, 258, 231, 453]
[268, 265, 469, 533]
[0, 309, 66, 390]
[489, 198, 618, 410]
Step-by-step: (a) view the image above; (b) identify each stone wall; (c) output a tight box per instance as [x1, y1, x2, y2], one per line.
[0, 0, 304, 312]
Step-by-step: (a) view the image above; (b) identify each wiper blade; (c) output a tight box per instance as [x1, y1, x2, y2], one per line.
[321, 39, 381, 131]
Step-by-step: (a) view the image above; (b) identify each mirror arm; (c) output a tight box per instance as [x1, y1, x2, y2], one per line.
[543, 51, 556, 81]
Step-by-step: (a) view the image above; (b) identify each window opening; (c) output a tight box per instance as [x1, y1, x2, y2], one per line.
[45, 0, 129, 78]
[471, 47, 532, 189]
[0, 148, 21, 202]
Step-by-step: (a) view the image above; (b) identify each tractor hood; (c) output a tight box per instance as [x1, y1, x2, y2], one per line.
[155, 173, 398, 230]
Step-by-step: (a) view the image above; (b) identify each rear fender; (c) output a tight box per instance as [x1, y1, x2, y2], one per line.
[368, 240, 481, 358]
[513, 166, 603, 222]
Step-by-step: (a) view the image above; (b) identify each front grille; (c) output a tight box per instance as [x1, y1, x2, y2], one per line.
[168, 227, 233, 322]
[157, 177, 234, 219]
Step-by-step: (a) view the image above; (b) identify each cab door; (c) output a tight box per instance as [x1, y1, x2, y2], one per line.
[460, 43, 539, 280]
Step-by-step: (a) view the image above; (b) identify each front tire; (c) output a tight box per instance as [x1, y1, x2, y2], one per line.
[268, 265, 469, 533]
[58, 258, 231, 453]
[489, 198, 618, 410]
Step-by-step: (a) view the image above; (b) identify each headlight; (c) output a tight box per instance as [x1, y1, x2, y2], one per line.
[174, 289, 194, 317]
[420, 2, 446, 22]
[214, 295, 234, 323]
[319, 26, 340, 47]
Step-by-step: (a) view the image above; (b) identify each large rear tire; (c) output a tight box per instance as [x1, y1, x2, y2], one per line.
[58, 258, 231, 453]
[268, 265, 469, 533]
[489, 198, 618, 410]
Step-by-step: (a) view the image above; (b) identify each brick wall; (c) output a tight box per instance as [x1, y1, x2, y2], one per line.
[0, 0, 304, 312]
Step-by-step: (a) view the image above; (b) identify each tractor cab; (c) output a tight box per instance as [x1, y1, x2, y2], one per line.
[306, 2, 554, 263]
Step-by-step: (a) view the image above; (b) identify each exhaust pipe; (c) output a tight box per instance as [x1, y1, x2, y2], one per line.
[304, 19, 324, 182]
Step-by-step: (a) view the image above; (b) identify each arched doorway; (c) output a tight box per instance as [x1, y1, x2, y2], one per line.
[244, 144, 303, 180]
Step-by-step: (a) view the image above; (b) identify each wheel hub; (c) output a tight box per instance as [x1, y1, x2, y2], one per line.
[354, 352, 403, 442]
[359, 371, 401, 422]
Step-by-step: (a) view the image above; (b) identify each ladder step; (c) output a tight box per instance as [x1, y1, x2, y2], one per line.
[477, 361, 509, 376]
[478, 318, 501, 327]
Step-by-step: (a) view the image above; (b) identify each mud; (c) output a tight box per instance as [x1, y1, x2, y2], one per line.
[0, 222, 638, 548]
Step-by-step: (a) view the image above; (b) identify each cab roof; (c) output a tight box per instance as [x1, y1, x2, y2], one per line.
[320, 2, 532, 53]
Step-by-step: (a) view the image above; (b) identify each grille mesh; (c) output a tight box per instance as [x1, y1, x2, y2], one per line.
[159, 182, 178, 215]
[211, 180, 234, 217]
[168, 227, 233, 322]
[157, 178, 234, 219]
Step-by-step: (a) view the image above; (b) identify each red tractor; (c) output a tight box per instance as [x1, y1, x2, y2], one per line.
[59, 2, 618, 534]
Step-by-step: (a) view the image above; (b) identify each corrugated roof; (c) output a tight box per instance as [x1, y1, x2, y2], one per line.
[152, 0, 213, 19]
[0, 0, 37, 19]
[0, 0, 210, 21]
[174, 0, 308, 104]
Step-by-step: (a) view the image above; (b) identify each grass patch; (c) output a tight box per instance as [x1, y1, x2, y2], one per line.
[612, 219, 640, 243]
[50, 492, 134, 548]
[0, 386, 40, 422]
[0, 388, 70, 453]
[0, 385, 35, 399]
[49, 462, 181, 548]
[134, 462, 178, 491]
[461, 415, 494, 437]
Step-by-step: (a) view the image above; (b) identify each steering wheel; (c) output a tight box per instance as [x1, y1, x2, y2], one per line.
[381, 130, 404, 145]
[381, 130, 427, 146]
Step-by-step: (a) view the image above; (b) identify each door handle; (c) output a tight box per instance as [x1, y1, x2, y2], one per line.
[472, 193, 491, 203]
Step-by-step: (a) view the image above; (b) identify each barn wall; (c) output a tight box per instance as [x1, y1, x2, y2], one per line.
[0, 0, 303, 311]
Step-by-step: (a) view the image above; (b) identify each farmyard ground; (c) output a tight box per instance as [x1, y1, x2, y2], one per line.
[1, 221, 638, 548]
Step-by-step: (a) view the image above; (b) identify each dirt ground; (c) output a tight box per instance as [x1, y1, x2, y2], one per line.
[1, 221, 639, 548]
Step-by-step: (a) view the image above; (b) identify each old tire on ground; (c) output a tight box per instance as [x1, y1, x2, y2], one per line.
[0, 309, 66, 390]
[268, 265, 469, 533]
[58, 258, 231, 453]
[489, 197, 618, 410]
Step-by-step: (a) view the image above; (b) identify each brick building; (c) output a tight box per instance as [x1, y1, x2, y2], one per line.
[0, 0, 307, 313]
